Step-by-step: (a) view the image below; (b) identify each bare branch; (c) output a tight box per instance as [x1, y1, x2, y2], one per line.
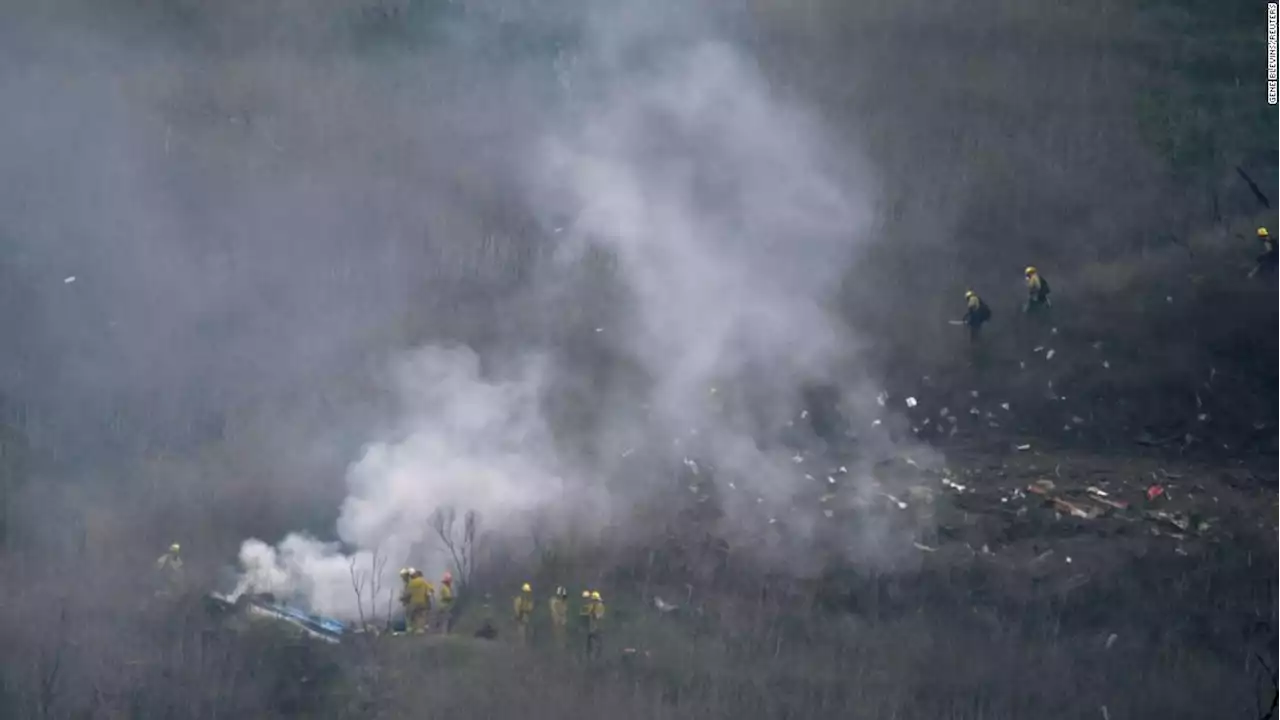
[348, 556, 368, 632]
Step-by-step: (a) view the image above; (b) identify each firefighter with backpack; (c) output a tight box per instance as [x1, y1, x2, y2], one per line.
[1023, 266, 1051, 317]
[962, 290, 992, 343]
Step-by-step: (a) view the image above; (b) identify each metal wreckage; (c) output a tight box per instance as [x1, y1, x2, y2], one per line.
[204, 592, 349, 644]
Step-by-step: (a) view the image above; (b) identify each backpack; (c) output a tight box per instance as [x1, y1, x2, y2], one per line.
[977, 301, 992, 323]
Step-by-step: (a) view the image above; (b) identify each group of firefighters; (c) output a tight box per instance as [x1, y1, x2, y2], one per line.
[959, 226, 1276, 343]
[959, 265, 1049, 344]
[397, 570, 608, 656]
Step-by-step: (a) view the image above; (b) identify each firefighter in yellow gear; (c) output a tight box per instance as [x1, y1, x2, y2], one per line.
[513, 583, 535, 646]
[436, 571, 455, 634]
[155, 542, 184, 598]
[961, 291, 991, 343]
[548, 586, 569, 647]
[1023, 267, 1051, 314]
[397, 567, 412, 630]
[401, 569, 433, 634]
[1251, 227, 1276, 278]
[578, 590, 592, 633]
[585, 590, 606, 658]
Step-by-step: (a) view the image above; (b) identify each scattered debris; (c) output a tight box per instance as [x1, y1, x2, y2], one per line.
[1071, 416, 1085, 425]
[913, 542, 938, 553]
[654, 597, 679, 613]
[63, 276, 76, 284]
[970, 390, 980, 398]
[1102, 360, 1110, 369]
[882, 493, 908, 510]
[1028, 479, 1055, 494]
[905, 397, 918, 408]
[1016, 444, 1032, 451]
[1046, 349, 1056, 361]
[1146, 485, 1165, 501]
[876, 391, 887, 407]
[1105, 633, 1118, 650]
[1000, 403, 1010, 411]
[1053, 498, 1102, 519]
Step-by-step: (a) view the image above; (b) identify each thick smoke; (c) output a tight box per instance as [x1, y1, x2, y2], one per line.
[236, 2, 936, 617]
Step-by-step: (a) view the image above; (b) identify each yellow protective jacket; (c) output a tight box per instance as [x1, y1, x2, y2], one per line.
[549, 596, 568, 626]
[513, 594, 534, 621]
[439, 582, 454, 608]
[587, 600, 606, 633]
[403, 577, 433, 608]
[1026, 274, 1050, 303]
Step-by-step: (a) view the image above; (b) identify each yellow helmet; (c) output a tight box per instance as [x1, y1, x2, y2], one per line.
[590, 591, 602, 601]
[169, 543, 181, 554]
[521, 583, 532, 593]
[1259, 227, 1270, 237]
[1025, 266, 1037, 276]
[964, 290, 975, 300]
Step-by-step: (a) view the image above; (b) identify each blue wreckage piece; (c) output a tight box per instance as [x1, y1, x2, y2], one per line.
[208, 592, 348, 643]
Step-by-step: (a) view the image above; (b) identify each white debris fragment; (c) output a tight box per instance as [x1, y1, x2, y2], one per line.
[905, 458, 920, 468]
[1166, 296, 1173, 303]
[594, 327, 604, 333]
[1103, 360, 1110, 369]
[1019, 361, 1026, 370]
[1000, 402, 1010, 411]
[1016, 444, 1032, 451]
[756, 497, 763, 504]
[912, 542, 937, 553]
[1066, 556, 1073, 564]
[948, 425, 957, 437]
[1046, 349, 1056, 360]
[826, 476, 836, 484]
[922, 418, 931, 426]
[791, 454, 804, 464]
[988, 422, 1000, 428]
[969, 390, 980, 400]
[883, 494, 908, 510]
[727, 482, 736, 490]
[1050, 327, 1059, 335]
[768, 518, 777, 525]
[621, 448, 634, 458]
[64, 276, 76, 284]
[683, 458, 700, 475]
[872, 419, 882, 427]
[969, 407, 980, 416]
[1197, 413, 1208, 422]
[946, 416, 957, 424]
[1087, 487, 1108, 497]
[876, 391, 887, 407]
[709, 387, 717, 394]
[823, 509, 834, 518]
[837, 466, 847, 474]
[804, 473, 815, 481]
[1033, 346, 1044, 353]
[1071, 416, 1085, 425]
[800, 410, 809, 419]
[905, 397, 918, 408]
[1105, 633, 1118, 650]
[939, 407, 949, 418]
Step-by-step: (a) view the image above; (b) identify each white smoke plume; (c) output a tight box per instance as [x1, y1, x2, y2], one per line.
[236, 3, 935, 618]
